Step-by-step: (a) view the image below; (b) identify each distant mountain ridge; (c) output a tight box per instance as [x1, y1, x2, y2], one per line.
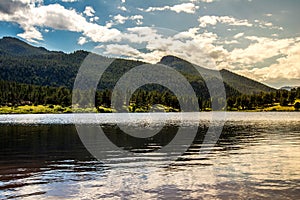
[159, 55, 276, 94]
[0, 37, 51, 56]
[0, 37, 276, 98]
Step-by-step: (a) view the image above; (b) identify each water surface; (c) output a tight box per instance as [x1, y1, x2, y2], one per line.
[0, 112, 299, 199]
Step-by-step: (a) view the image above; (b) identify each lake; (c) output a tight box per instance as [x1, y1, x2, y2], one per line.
[0, 112, 299, 199]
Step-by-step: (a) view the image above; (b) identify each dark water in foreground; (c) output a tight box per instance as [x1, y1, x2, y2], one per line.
[0, 113, 299, 199]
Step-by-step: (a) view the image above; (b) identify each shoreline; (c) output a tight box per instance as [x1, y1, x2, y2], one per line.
[0, 104, 298, 114]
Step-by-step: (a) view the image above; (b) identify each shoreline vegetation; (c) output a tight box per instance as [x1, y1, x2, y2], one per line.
[1, 80, 299, 114]
[0, 101, 299, 114]
[1, 80, 300, 114]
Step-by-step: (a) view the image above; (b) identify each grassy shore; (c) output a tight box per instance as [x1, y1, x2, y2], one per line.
[0, 102, 299, 114]
[0, 104, 177, 114]
[0, 105, 97, 114]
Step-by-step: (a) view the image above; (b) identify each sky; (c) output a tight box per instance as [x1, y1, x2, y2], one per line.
[0, 0, 299, 88]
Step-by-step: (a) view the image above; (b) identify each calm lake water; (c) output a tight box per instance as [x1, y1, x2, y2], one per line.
[0, 112, 299, 199]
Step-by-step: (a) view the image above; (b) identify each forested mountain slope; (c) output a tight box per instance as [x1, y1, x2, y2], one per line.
[0, 37, 276, 99]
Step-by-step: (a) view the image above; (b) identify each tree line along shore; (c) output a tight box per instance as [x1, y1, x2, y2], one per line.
[0, 80, 299, 114]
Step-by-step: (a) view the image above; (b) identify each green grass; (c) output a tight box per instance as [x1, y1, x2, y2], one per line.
[1, 100, 299, 114]
[0, 104, 179, 114]
[263, 105, 296, 111]
[0, 105, 100, 114]
[235, 101, 300, 112]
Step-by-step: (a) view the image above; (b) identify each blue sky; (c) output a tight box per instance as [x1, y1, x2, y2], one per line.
[0, 0, 299, 88]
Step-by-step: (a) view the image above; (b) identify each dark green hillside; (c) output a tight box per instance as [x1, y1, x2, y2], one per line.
[159, 55, 240, 98]
[0, 49, 89, 88]
[160, 55, 275, 95]
[0, 37, 51, 56]
[220, 69, 276, 94]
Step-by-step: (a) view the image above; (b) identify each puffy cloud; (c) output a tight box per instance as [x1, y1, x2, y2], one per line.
[0, 1, 120, 43]
[83, 6, 95, 17]
[104, 44, 141, 57]
[100, 43, 168, 64]
[204, 35, 300, 85]
[117, 6, 127, 12]
[78, 36, 87, 45]
[110, 14, 143, 26]
[198, 15, 282, 31]
[170, 3, 199, 13]
[89, 16, 99, 22]
[237, 39, 300, 82]
[198, 15, 253, 27]
[17, 27, 43, 43]
[113, 14, 128, 24]
[140, 3, 199, 14]
[99, 27, 223, 68]
[230, 36, 295, 66]
[255, 19, 283, 30]
[222, 40, 239, 44]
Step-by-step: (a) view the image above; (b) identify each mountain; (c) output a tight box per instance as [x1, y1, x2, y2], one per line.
[220, 69, 275, 94]
[0, 37, 52, 56]
[0, 37, 276, 99]
[159, 55, 276, 95]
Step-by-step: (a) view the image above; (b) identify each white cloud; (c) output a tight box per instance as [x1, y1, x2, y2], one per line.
[233, 32, 244, 39]
[101, 43, 166, 64]
[113, 14, 128, 24]
[237, 38, 300, 82]
[89, 16, 99, 22]
[223, 40, 239, 45]
[83, 6, 95, 17]
[198, 15, 253, 27]
[104, 44, 141, 57]
[140, 3, 199, 14]
[77, 36, 87, 45]
[102, 27, 223, 68]
[205, 35, 300, 85]
[171, 3, 199, 13]
[264, 22, 273, 27]
[118, 6, 127, 11]
[255, 20, 283, 30]
[17, 27, 43, 43]
[173, 28, 200, 40]
[123, 27, 158, 43]
[0, 2, 121, 43]
[230, 36, 294, 66]
[111, 14, 143, 26]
